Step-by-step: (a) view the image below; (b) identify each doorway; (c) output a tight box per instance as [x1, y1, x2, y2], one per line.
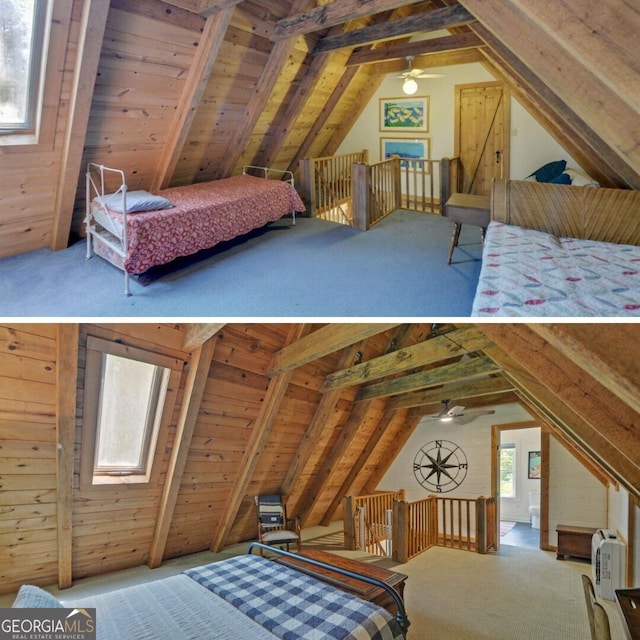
[492, 422, 543, 550]
[454, 81, 510, 195]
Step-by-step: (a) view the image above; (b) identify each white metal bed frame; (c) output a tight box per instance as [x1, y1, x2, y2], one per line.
[85, 162, 297, 296]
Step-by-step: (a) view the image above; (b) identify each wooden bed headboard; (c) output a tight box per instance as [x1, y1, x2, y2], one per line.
[491, 179, 640, 245]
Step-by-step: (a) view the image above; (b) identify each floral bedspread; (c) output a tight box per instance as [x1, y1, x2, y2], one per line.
[472, 221, 640, 316]
[99, 175, 305, 274]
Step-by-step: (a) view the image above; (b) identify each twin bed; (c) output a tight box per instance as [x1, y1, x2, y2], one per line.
[471, 179, 640, 316]
[85, 164, 306, 295]
[12, 544, 408, 640]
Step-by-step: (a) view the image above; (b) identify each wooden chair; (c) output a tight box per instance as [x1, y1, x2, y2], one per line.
[254, 494, 301, 552]
[582, 574, 612, 640]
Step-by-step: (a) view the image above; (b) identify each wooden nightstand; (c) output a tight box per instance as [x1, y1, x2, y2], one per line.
[445, 193, 491, 264]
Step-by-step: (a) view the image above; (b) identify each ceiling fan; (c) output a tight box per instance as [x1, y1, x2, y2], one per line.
[398, 55, 444, 94]
[427, 399, 495, 423]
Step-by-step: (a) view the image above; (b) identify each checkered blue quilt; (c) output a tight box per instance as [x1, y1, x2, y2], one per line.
[184, 555, 405, 640]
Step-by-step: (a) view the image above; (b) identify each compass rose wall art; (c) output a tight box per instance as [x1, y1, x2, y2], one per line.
[413, 440, 468, 493]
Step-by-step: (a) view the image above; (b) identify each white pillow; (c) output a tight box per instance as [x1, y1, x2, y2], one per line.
[95, 189, 173, 213]
[565, 168, 600, 188]
[12, 585, 64, 608]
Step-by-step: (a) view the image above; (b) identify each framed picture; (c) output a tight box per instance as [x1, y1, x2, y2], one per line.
[528, 451, 541, 479]
[380, 137, 430, 166]
[379, 96, 429, 133]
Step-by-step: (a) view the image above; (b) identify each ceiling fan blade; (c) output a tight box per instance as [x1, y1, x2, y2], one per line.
[461, 409, 496, 417]
[448, 405, 465, 416]
[416, 73, 445, 78]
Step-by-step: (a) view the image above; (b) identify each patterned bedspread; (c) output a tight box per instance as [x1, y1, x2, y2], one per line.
[96, 175, 305, 274]
[472, 221, 640, 316]
[184, 555, 405, 640]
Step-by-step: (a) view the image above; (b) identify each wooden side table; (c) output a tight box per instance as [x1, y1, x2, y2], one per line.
[445, 193, 491, 264]
[555, 524, 597, 561]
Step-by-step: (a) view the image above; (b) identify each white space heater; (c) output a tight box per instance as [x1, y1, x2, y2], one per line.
[591, 528, 626, 600]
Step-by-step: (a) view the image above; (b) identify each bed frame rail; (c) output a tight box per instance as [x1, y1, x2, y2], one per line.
[85, 162, 132, 295]
[247, 542, 410, 634]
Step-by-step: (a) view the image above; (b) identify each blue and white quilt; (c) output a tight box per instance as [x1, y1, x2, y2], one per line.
[184, 555, 405, 640]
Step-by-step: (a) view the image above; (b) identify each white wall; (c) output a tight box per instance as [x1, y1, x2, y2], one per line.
[547, 438, 608, 547]
[499, 427, 541, 523]
[377, 402, 532, 502]
[337, 62, 584, 182]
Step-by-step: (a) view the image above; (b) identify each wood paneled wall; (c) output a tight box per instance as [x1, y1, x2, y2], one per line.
[0, 325, 59, 593]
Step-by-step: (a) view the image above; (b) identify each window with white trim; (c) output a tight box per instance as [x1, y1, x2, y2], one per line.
[0, 0, 48, 134]
[499, 443, 516, 498]
[82, 337, 181, 487]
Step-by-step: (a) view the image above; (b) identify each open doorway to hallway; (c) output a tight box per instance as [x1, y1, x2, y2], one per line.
[496, 423, 542, 550]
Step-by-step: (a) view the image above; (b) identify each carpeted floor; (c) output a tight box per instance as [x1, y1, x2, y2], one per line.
[0, 210, 483, 317]
[0, 522, 627, 639]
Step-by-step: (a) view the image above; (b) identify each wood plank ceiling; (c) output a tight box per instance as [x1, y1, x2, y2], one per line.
[125, 321, 640, 561]
[52, 0, 640, 245]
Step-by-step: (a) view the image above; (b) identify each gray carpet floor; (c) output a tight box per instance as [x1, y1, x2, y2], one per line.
[0, 211, 483, 318]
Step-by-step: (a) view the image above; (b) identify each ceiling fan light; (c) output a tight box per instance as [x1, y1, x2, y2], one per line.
[402, 78, 418, 95]
[440, 416, 453, 422]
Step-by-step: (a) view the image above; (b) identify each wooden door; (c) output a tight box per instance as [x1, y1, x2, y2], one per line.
[455, 82, 510, 195]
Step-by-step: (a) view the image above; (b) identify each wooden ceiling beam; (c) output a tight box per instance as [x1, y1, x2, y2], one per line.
[347, 32, 484, 66]
[268, 323, 399, 376]
[313, 4, 475, 54]
[356, 355, 501, 402]
[198, 0, 244, 17]
[274, 0, 427, 40]
[182, 323, 225, 351]
[389, 374, 514, 411]
[322, 326, 492, 392]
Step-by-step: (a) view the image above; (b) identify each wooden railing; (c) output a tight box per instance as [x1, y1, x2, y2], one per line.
[343, 491, 404, 556]
[392, 494, 497, 563]
[299, 150, 368, 224]
[352, 158, 402, 229]
[300, 153, 464, 228]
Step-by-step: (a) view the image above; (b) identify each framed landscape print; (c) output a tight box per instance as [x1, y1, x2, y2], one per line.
[380, 137, 430, 165]
[380, 96, 429, 133]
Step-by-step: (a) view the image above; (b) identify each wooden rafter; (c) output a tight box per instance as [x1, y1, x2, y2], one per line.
[198, 0, 244, 17]
[152, 9, 234, 190]
[313, 5, 475, 54]
[148, 339, 214, 568]
[347, 32, 484, 66]
[273, 0, 427, 40]
[52, 0, 109, 251]
[182, 323, 225, 351]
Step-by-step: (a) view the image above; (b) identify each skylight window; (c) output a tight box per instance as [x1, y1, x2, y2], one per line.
[0, 0, 48, 133]
[94, 354, 169, 476]
[82, 336, 181, 488]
